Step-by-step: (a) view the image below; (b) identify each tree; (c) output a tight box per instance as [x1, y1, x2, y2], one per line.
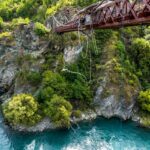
[44, 95, 72, 128]
[138, 89, 150, 112]
[131, 38, 150, 88]
[37, 87, 54, 103]
[42, 71, 67, 96]
[3, 94, 41, 126]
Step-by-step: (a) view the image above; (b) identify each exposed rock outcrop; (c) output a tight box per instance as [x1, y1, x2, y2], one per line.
[12, 117, 55, 132]
[0, 8, 145, 132]
[93, 34, 141, 120]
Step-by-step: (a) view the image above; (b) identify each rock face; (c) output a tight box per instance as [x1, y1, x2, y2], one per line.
[93, 35, 141, 120]
[0, 8, 143, 131]
[0, 24, 46, 101]
[46, 7, 78, 29]
[12, 118, 55, 132]
[94, 83, 136, 120]
[64, 45, 83, 63]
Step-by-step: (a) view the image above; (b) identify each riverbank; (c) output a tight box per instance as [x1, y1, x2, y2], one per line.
[0, 114, 150, 150]
[3, 108, 148, 132]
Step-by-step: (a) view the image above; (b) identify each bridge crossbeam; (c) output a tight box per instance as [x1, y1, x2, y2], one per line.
[55, 0, 150, 33]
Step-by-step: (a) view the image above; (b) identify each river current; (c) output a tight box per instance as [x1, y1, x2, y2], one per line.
[0, 113, 150, 150]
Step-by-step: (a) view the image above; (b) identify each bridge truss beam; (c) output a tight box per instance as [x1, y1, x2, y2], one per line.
[55, 0, 150, 33]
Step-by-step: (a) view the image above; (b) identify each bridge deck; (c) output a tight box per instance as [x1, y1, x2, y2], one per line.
[55, 0, 150, 33]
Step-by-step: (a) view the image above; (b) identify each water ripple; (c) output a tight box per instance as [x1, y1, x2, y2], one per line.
[0, 115, 149, 150]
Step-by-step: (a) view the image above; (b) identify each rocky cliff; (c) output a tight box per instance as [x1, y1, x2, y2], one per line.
[0, 8, 145, 131]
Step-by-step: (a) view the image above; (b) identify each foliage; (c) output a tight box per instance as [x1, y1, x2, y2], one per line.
[130, 38, 150, 89]
[42, 71, 67, 96]
[0, 0, 14, 21]
[68, 80, 92, 103]
[37, 87, 54, 103]
[140, 112, 150, 127]
[138, 89, 150, 112]
[26, 71, 42, 86]
[16, 0, 37, 18]
[34, 22, 50, 36]
[44, 95, 72, 128]
[0, 17, 3, 28]
[46, 0, 74, 16]
[144, 26, 150, 41]
[12, 17, 30, 26]
[3, 94, 41, 126]
[116, 40, 126, 62]
[0, 32, 12, 39]
[75, 0, 99, 7]
[1, 0, 150, 128]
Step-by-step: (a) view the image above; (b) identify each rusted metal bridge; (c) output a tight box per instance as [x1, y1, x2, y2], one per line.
[55, 0, 150, 33]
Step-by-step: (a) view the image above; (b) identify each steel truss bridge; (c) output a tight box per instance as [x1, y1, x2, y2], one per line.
[55, 0, 150, 33]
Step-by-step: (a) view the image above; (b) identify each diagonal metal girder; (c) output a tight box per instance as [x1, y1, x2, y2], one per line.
[55, 0, 150, 33]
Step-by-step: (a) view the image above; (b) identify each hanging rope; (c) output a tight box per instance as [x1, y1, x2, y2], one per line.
[81, 35, 89, 58]
[118, 8, 127, 149]
[52, 16, 63, 26]
[60, 21, 88, 80]
[62, 68, 87, 80]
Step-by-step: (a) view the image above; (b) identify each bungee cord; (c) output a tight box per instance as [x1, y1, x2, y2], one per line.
[58, 7, 101, 83]
[81, 35, 89, 59]
[60, 23, 87, 80]
[61, 68, 87, 80]
[52, 16, 63, 26]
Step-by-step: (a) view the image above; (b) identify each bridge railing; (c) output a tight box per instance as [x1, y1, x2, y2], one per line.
[55, 0, 150, 33]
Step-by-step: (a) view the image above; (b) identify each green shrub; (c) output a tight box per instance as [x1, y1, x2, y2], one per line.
[138, 89, 150, 112]
[145, 26, 150, 41]
[140, 112, 150, 127]
[116, 40, 126, 62]
[131, 38, 150, 81]
[44, 95, 72, 128]
[68, 80, 92, 103]
[0, 17, 3, 28]
[12, 17, 30, 26]
[37, 87, 54, 103]
[42, 71, 67, 96]
[16, 0, 37, 18]
[46, 0, 74, 16]
[34, 22, 50, 36]
[0, 5, 14, 21]
[27, 71, 41, 86]
[3, 94, 41, 126]
[0, 32, 12, 40]
[128, 80, 134, 85]
[70, 32, 78, 41]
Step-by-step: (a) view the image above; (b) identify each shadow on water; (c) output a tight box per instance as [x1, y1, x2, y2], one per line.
[0, 113, 150, 150]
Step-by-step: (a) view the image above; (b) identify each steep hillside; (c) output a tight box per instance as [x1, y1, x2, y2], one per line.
[0, 0, 150, 131]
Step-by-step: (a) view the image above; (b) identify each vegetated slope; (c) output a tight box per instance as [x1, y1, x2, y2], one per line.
[0, 0, 150, 130]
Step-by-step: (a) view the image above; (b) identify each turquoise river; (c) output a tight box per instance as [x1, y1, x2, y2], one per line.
[0, 113, 150, 150]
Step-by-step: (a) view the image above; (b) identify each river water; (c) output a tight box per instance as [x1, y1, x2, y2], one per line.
[0, 113, 150, 150]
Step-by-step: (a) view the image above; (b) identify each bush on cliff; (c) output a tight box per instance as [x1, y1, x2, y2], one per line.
[12, 17, 30, 26]
[138, 89, 150, 112]
[131, 38, 150, 88]
[26, 71, 42, 86]
[3, 94, 41, 126]
[0, 17, 3, 29]
[34, 22, 50, 36]
[42, 71, 67, 96]
[44, 95, 72, 128]
[37, 87, 54, 103]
